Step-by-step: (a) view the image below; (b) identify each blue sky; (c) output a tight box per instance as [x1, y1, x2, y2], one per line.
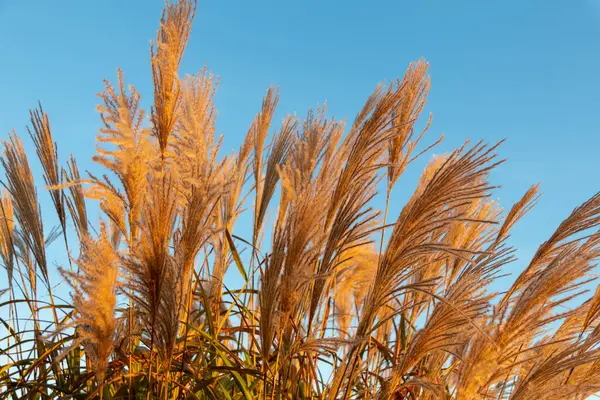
[1, 0, 600, 289]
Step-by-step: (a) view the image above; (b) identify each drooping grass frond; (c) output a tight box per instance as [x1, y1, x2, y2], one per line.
[457, 191, 600, 399]
[500, 191, 600, 313]
[509, 344, 600, 400]
[364, 142, 502, 334]
[326, 142, 502, 399]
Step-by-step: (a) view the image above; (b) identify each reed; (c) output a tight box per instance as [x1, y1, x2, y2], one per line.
[1, 1, 600, 399]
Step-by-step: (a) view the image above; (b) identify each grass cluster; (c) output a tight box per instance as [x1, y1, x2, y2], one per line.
[2, 1, 600, 399]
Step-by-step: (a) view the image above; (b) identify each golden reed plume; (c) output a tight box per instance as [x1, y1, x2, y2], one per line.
[1, 1, 599, 399]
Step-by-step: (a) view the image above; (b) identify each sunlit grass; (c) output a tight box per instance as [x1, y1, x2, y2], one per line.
[1, 1, 600, 399]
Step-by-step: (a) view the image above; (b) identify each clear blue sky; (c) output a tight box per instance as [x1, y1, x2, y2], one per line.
[1, 0, 600, 283]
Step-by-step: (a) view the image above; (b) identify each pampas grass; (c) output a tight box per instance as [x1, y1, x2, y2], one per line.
[1, 1, 600, 399]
